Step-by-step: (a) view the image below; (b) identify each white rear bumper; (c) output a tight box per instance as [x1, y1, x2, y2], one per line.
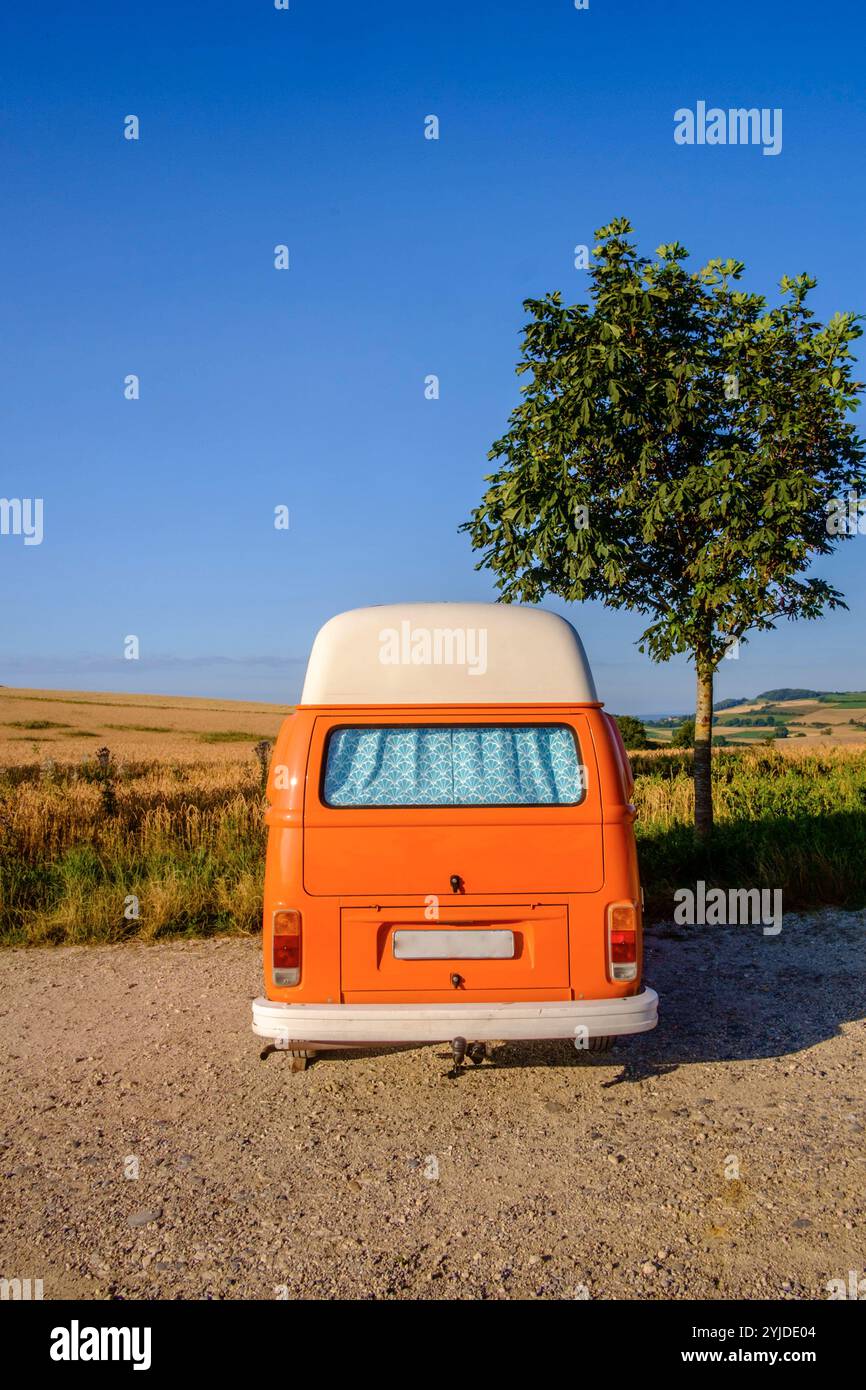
[251, 989, 658, 1046]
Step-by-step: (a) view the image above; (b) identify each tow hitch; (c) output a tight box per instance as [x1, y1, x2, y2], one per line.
[448, 1037, 494, 1077]
[449, 1035, 467, 1077]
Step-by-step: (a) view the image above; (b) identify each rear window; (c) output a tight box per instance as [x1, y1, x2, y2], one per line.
[322, 725, 585, 807]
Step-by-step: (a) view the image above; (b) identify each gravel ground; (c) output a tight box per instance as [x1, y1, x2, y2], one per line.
[1, 910, 864, 1301]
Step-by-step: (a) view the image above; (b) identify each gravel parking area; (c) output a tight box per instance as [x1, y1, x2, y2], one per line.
[1, 910, 864, 1301]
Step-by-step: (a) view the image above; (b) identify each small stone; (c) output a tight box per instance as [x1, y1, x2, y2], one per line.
[126, 1208, 162, 1228]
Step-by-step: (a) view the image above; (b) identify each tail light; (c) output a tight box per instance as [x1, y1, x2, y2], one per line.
[607, 901, 638, 982]
[273, 909, 301, 986]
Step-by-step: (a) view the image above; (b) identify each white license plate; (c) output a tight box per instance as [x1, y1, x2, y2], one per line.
[392, 929, 515, 961]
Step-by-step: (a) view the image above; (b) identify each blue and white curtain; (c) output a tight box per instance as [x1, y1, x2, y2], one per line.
[324, 725, 583, 806]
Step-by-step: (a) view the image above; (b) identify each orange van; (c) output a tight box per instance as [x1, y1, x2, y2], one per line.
[252, 603, 658, 1066]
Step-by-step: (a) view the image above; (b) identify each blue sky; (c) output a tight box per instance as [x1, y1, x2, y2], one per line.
[1, 0, 864, 715]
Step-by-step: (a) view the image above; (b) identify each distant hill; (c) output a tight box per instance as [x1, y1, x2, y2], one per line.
[755, 688, 827, 702]
[713, 689, 841, 710]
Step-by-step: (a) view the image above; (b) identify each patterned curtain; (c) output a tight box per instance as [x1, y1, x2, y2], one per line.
[323, 725, 583, 806]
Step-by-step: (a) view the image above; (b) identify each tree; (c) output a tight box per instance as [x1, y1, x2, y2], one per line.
[671, 717, 695, 749]
[461, 218, 865, 838]
[613, 715, 649, 749]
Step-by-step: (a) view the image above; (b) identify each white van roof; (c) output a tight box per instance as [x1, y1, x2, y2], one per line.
[299, 603, 598, 705]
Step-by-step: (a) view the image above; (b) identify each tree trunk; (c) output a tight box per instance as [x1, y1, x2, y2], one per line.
[694, 663, 714, 840]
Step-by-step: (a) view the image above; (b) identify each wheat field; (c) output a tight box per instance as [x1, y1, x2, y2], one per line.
[0, 687, 291, 766]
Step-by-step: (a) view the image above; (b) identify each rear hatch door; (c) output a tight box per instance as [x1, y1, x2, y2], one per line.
[303, 713, 603, 897]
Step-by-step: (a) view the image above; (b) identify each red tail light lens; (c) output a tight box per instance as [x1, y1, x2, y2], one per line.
[607, 902, 638, 981]
[273, 909, 301, 986]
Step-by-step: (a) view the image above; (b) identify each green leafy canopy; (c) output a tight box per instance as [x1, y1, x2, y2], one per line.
[461, 217, 866, 674]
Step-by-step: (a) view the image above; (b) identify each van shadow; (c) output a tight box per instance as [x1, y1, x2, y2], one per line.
[426, 907, 866, 1079]
[654, 922, 861, 1073]
[616, 906, 864, 1079]
[628, 806, 866, 1075]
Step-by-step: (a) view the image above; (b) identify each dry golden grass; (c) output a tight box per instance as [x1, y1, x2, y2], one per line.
[1, 757, 266, 944]
[0, 687, 292, 766]
[640, 737, 866, 760]
[632, 743, 866, 825]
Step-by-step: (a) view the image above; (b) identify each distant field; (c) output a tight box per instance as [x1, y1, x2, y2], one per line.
[0, 687, 292, 766]
[647, 692, 866, 749]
